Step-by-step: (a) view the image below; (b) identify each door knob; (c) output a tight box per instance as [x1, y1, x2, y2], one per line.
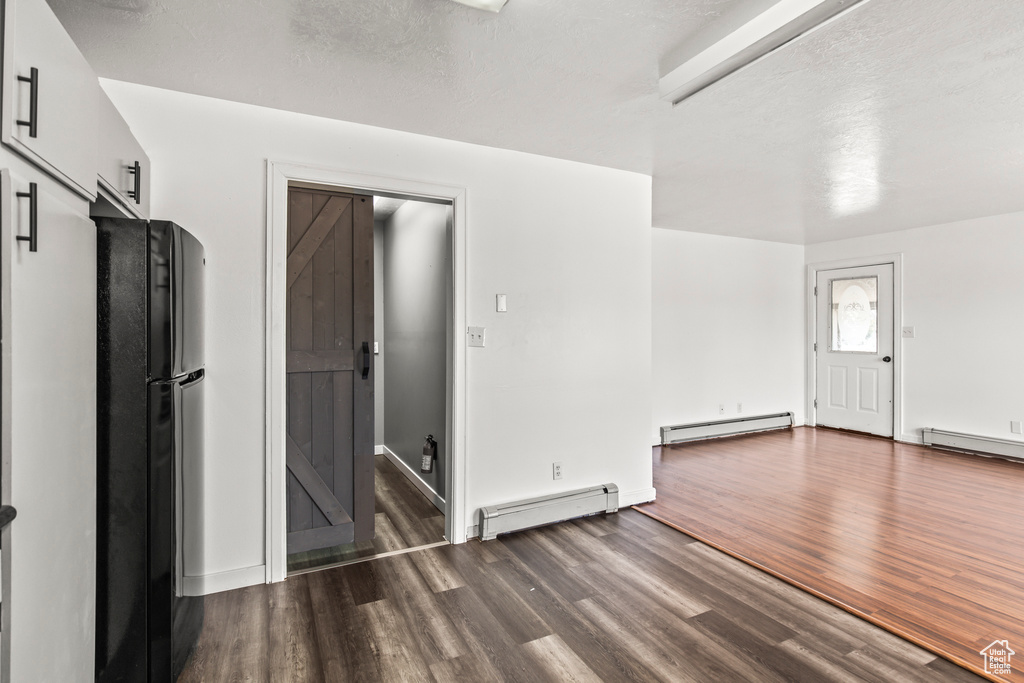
[882, 356, 892, 363]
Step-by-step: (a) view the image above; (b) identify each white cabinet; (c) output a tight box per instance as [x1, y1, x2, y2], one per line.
[96, 87, 150, 219]
[0, 157, 97, 683]
[1, 0, 98, 201]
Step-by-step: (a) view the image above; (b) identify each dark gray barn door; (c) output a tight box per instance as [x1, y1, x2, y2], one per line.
[286, 188, 374, 553]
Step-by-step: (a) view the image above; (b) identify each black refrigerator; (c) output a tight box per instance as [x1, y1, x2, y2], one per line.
[95, 219, 205, 682]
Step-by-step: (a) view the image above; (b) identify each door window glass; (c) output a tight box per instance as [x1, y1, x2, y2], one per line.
[830, 276, 877, 353]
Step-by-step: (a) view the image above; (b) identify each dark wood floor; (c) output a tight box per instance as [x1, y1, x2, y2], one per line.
[288, 455, 445, 573]
[180, 508, 981, 682]
[636, 427, 1024, 683]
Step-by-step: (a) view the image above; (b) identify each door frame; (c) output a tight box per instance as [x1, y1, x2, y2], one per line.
[805, 254, 903, 440]
[265, 161, 467, 583]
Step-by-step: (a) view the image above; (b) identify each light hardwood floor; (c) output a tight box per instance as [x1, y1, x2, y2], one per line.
[180, 508, 981, 682]
[637, 426, 1022, 682]
[287, 454, 445, 574]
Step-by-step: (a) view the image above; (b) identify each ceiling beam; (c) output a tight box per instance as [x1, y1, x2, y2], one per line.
[659, 0, 874, 105]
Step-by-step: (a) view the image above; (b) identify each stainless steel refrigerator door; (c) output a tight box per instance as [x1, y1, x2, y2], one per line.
[149, 221, 205, 379]
[149, 371, 205, 682]
[172, 370, 205, 674]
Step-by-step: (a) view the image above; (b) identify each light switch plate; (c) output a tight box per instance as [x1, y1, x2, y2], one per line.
[468, 326, 486, 347]
[373, 341, 380, 354]
[496, 294, 507, 312]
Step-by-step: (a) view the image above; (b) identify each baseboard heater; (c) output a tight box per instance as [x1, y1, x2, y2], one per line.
[922, 428, 1024, 463]
[479, 484, 618, 542]
[661, 412, 794, 445]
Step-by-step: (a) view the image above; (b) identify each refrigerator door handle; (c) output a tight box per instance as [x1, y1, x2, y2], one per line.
[181, 369, 205, 387]
[361, 342, 370, 380]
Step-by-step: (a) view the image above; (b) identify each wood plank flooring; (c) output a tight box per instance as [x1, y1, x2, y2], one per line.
[636, 427, 1024, 683]
[288, 455, 445, 573]
[180, 508, 982, 682]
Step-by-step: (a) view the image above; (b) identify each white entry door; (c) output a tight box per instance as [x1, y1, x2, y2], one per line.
[815, 263, 894, 437]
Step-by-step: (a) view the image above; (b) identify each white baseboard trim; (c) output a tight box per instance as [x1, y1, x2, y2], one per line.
[374, 444, 384, 455]
[381, 445, 445, 513]
[619, 487, 657, 507]
[900, 432, 924, 445]
[181, 563, 266, 596]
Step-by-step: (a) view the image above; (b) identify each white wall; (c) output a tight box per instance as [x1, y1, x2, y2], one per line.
[103, 80, 653, 585]
[806, 212, 1024, 443]
[383, 201, 449, 498]
[651, 229, 806, 443]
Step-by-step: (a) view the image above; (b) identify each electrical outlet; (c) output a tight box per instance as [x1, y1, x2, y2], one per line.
[737, 403, 742, 413]
[1012, 420, 1022, 435]
[552, 462, 563, 480]
[468, 326, 486, 347]
[719, 404, 725, 415]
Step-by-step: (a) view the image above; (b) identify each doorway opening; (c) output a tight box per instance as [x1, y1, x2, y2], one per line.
[265, 163, 467, 583]
[806, 255, 903, 440]
[286, 190, 454, 575]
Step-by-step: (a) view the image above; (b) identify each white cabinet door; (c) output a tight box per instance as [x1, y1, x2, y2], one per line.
[1, 163, 97, 683]
[96, 86, 150, 219]
[1, 0, 98, 201]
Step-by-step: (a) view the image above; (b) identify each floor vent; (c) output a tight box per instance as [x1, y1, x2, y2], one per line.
[661, 412, 794, 445]
[922, 428, 1024, 463]
[479, 484, 618, 542]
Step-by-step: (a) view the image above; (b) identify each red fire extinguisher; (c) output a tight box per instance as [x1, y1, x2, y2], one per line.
[421, 435, 437, 474]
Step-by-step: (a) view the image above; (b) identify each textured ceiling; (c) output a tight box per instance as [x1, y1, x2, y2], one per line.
[49, 0, 1024, 243]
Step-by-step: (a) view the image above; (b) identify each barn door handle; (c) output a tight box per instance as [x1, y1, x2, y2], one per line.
[361, 342, 370, 379]
[15, 182, 38, 252]
[16, 67, 38, 138]
[882, 356, 892, 363]
[127, 161, 141, 204]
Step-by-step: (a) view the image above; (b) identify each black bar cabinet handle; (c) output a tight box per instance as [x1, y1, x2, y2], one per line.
[15, 182, 38, 252]
[361, 342, 370, 379]
[127, 160, 141, 204]
[16, 67, 38, 138]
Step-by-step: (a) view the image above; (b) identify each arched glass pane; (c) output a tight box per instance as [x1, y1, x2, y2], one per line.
[830, 276, 877, 353]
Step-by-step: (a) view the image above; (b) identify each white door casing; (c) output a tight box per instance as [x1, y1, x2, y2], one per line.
[814, 263, 894, 437]
[265, 161, 468, 584]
